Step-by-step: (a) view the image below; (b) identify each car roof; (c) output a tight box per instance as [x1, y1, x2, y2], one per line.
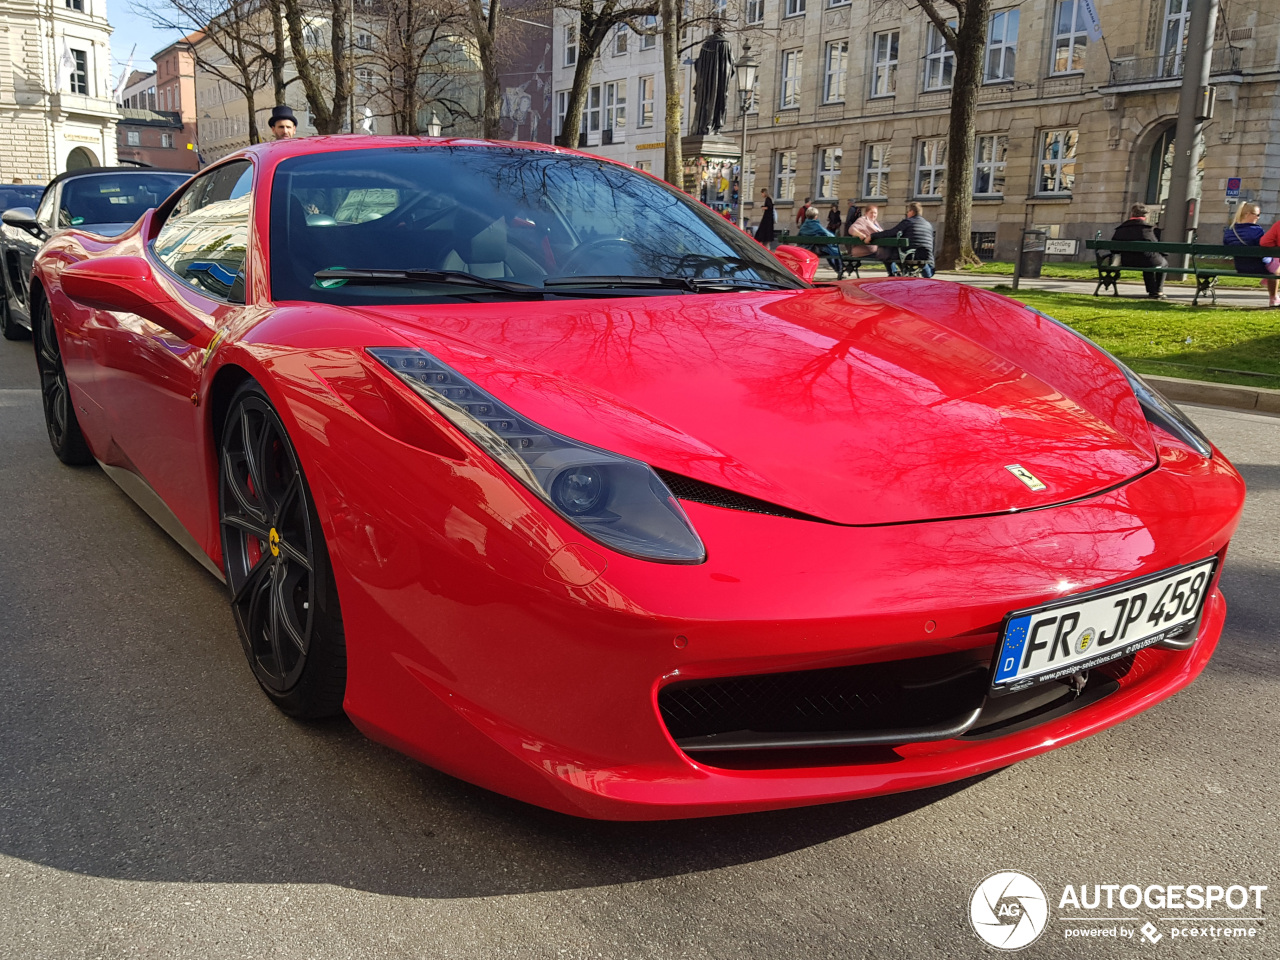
[46, 167, 192, 191]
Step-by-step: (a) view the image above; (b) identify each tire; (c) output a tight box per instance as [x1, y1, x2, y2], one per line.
[33, 296, 93, 464]
[1, 274, 30, 341]
[218, 380, 347, 718]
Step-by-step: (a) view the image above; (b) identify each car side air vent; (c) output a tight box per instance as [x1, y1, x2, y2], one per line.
[653, 469, 826, 523]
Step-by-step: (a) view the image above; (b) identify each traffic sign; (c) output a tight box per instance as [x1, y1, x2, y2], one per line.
[1226, 177, 1241, 198]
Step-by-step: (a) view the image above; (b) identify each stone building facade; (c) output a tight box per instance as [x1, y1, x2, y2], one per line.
[551, 0, 1280, 259]
[0, 0, 118, 183]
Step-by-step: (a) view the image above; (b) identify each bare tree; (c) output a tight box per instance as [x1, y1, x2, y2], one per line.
[281, 0, 353, 134]
[466, 0, 503, 137]
[361, 0, 479, 134]
[551, 0, 658, 149]
[912, 0, 990, 268]
[659, 0, 680, 185]
[137, 0, 274, 144]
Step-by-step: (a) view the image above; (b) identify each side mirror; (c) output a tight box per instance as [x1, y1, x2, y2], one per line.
[773, 244, 820, 283]
[2, 206, 46, 239]
[61, 256, 213, 347]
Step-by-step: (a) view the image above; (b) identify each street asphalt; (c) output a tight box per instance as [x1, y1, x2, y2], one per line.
[0, 328, 1276, 959]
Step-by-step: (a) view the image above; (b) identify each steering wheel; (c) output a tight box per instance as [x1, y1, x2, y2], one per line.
[673, 253, 756, 280]
[559, 237, 637, 276]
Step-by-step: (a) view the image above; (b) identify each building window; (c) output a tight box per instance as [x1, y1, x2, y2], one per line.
[923, 23, 955, 89]
[640, 15, 657, 49]
[356, 66, 373, 94]
[829, 0, 849, 7]
[564, 24, 578, 66]
[745, 0, 764, 23]
[973, 134, 1008, 195]
[70, 49, 88, 95]
[863, 142, 890, 198]
[556, 90, 568, 136]
[780, 49, 802, 108]
[985, 9, 1019, 82]
[870, 31, 899, 97]
[915, 138, 946, 197]
[824, 40, 848, 102]
[126, 131, 140, 146]
[585, 84, 601, 137]
[774, 150, 797, 201]
[816, 147, 841, 200]
[638, 75, 655, 126]
[355, 32, 372, 50]
[614, 25, 628, 55]
[1052, 0, 1088, 74]
[1161, 0, 1190, 76]
[65, 0, 84, 9]
[785, 0, 805, 16]
[604, 80, 626, 137]
[1038, 129, 1077, 194]
[161, 132, 174, 148]
[635, 160, 652, 173]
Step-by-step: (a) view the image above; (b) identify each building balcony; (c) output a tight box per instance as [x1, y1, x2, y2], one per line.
[1106, 45, 1241, 88]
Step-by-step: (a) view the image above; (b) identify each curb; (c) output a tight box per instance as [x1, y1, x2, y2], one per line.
[1145, 374, 1280, 415]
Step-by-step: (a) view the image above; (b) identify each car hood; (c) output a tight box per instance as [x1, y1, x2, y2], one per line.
[347, 283, 1157, 525]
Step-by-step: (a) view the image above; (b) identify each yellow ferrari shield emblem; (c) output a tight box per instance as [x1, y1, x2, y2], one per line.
[1005, 464, 1047, 492]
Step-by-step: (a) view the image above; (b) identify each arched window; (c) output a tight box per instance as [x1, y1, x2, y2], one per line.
[66, 146, 98, 171]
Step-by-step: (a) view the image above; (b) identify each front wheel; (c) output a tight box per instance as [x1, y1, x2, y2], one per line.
[33, 297, 92, 463]
[218, 381, 347, 718]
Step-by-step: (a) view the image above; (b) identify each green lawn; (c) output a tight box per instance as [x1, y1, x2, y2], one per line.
[960, 259, 1261, 288]
[989, 287, 1280, 390]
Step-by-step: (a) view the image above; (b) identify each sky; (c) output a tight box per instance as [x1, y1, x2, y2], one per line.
[107, 1, 187, 79]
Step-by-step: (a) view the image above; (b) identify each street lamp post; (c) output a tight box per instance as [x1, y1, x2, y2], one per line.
[735, 42, 758, 231]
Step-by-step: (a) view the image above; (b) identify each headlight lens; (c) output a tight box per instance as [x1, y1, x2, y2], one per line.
[1026, 308, 1212, 458]
[368, 347, 706, 564]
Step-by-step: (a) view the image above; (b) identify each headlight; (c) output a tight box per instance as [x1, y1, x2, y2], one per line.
[368, 347, 706, 564]
[1026, 308, 1212, 458]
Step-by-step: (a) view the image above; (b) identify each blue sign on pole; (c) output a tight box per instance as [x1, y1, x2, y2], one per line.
[1226, 177, 1242, 198]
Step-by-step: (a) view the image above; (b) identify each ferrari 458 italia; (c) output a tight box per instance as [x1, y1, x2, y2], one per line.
[27, 138, 1244, 819]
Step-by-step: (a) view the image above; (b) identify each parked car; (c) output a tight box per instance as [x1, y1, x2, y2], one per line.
[29, 137, 1245, 819]
[1, 167, 188, 339]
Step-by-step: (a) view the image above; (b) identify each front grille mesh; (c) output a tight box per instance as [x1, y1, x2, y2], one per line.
[659, 652, 989, 742]
[653, 469, 822, 522]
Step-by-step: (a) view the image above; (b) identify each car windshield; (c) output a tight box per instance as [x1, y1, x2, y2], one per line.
[0, 185, 42, 212]
[269, 146, 804, 303]
[58, 173, 189, 230]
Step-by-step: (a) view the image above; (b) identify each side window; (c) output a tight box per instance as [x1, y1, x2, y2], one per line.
[153, 160, 253, 303]
[36, 188, 57, 231]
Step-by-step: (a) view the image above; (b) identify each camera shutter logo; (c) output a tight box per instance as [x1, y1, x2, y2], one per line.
[970, 871, 1049, 950]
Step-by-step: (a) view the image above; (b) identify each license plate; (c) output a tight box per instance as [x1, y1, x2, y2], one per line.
[991, 558, 1217, 694]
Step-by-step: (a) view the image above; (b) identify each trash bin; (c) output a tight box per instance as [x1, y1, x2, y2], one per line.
[1016, 229, 1046, 284]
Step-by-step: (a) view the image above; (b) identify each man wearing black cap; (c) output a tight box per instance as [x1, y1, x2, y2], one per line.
[269, 105, 297, 139]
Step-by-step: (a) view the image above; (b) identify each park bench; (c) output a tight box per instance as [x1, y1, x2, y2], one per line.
[1085, 237, 1280, 305]
[775, 233, 918, 279]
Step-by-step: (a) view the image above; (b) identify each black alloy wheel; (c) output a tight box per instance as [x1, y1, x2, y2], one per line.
[1, 276, 28, 340]
[33, 297, 92, 464]
[219, 381, 346, 718]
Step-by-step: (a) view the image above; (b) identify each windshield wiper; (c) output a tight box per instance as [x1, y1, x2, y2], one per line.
[313, 268, 543, 297]
[543, 275, 793, 293]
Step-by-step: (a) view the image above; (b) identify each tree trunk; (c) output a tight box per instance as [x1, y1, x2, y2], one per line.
[660, 0, 682, 188]
[329, 0, 351, 132]
[467, 0, 502, 137]
[936, 0, 988, 269]
[240, 75, 260, 144]
[282, 0, 333, 131]
[270, 0, 287, 103]
[556, 23, 597, 148]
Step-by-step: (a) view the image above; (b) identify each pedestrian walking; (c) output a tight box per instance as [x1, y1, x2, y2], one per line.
[754, 189, 776, 247]
[269, 105, 298, 140]
[795, 196, 811, 227]
[1224, 202, 1279, 307]
[827, 203, 842, 235]
[870, 202, 934, 277]
[1110, 203, 1166, 299]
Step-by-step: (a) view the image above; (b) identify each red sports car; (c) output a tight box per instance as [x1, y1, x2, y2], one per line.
[30, 138, 1244, 819]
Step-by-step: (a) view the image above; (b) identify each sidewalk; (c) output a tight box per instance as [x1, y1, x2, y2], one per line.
[812, 263, 1277, 308]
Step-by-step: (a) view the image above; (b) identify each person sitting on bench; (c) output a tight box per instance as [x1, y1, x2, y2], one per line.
[871, 202, 934, 277]
[1224, 202, 1278, 308]
[1110, 204, 1166, 299]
